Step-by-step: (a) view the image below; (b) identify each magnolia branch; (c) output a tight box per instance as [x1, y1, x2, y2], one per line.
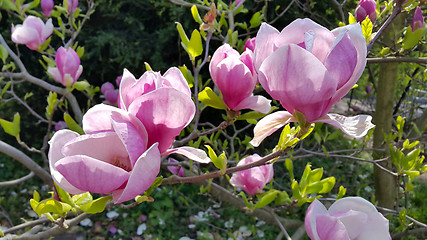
[0, 140, 52, 186]
[367, 57, 427, 64]
[162, 148, 288, 185]
[0, 172, 34, 187]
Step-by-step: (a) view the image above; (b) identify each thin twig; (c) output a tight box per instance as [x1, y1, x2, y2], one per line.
[0, 172, 34, 187]
[270, 209, 292, 240]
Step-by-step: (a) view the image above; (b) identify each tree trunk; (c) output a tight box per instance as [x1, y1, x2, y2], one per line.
[373, 15, 403, 209]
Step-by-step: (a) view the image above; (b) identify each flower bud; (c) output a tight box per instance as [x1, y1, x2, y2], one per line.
[229, 154, 274, 195]
[365, 85, 372, 94]
[412, 6, 425, 31]
[47, 47, 83, 87]
[11, 16, 53, 51]
[244, 37, 256, 52]
[67, 0, 78, 13]
[355, 0, 377, 22]
[41, 0, 54, 16]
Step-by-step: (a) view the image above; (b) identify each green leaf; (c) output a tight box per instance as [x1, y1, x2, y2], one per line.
[24, 0, 40, 10]
[178, 65, 194, 88]
[237, 106, 279, 121]
[361, 16, 373, 43]
[0, 0, 18, 11]
[306, 182, 323, 194]
[64, 113, 84, 135]
[54, 182, 77, 208]
[144, 176, 163, 196]
[42, 55, 56, 67]
[249, 11, 263, 28]
[34, 199, 72, 217]
[188, 30, 203, 60]
[73, 80, 90, 91]
[76, 46, 84, 58]
[348, 12, 357, 24]
[0, 45, 8, 63]
[144, 62, 153, 71]
[379, 47, 390, 57]
[284, 158, 294, 180]
[275, 191, 292, 205]
[72, 192, 93, 206]
[191, 5, 203, 24]
[402, 27, 423, 50]
[337, 185, 346, 199]
[0, 112, 20, 137]
[198, 87, 227, 110]
[176, 22, 189, 48]
[403, 170, 420, 180]
[33, 190, 40, 202]
[1, 80, 11, 97]
[79, 196, 112, 214]
[308, 168, 323, 183]
[319, 177, 336, 193]
[254, 190, 278, 209]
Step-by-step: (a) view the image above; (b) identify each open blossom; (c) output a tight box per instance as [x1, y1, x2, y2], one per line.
[209, 44, 271, 114]
[229, 154, 274, 195]
[11, 16, 53, 51]
[355, 0, 377, 22]
[251, 19, 374, 146]
[119, 68, 209, 163]
[412, 6, 425, 31]
[49, 105, 161, 203]
[305, 197, 390, 240]
[47, 47, 83, 87]
[41, 0, 54, 16]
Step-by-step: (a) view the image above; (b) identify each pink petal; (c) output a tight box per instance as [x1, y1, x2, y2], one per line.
[41, 18, 53, 40]
[48, 129, 85, 194]
[315, 215, 351, 240]
[164, 146, 210, 163]
[305, 199, 329, 240]
[354, 211, 390, 240]
[210, 44, 241, 77]
[11, 26, 40, 49]
[331, 210, 368, 239]
[233, 95, 271, 114]
[274, 18, 335, 63]
[47, 67, 63, 84]
[22, 16, 44, 35]
[110, 111, 147, 166]
[250, 111, 296, 147]
[128, 88, 195, 153]
[163, 67, 192, 97]
[314, 114, 375, 139]
[62, 131, 130, 168]
[112, 143, 161, 203]
[55, 155, 130, 194]
[254, 23, 280, 70]
[258, 44, 338, 122]
[328, 197, 378, 218]
[330, 23, 367, 105]
[118, 68, 139, 111]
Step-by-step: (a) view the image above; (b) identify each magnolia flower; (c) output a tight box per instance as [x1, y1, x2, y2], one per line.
[119, 68, 209, 163]
[49, 105, 161, 203]
[11, 16, 53, 51]
[355, 0, 377, 22]
[229, 154, 274, 195]
[167, 158, 184, 177]
[251, 19, 374, 146]
[67, 0, 78, 13]
[412, 6, 425, 32]
[47, 47, 83, 87]
[305, 197, 390, 240]
[209, 44, 271, 114]
[101, 82, 118, 106]
[244, 37, 256, 52]
[41, 0, 54, 16]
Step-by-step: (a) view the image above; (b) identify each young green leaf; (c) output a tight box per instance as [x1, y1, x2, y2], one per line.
[191, 5, 203, 24]
[188, 30, 203, 60]
[0, 112, 20, 137]
[198, 87, 227, 110]
[64, 113, 84, 135]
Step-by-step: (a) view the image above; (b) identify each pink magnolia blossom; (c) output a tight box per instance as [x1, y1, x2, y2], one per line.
[244, 37, 256, 52]
[41, 0, 54, 16]
[67, 0, 78, 13]
[411, 6, 425, 32]
[49, 105, 160, 203]
[209, 44, 271, 113]
[101, 82, 119, 106]
[355, 0, 377, 22]
[167, 158, 184, 177]
[47, 47, 83, 87]
[250, 19, 374, 146]
[305, 197, 390, 240]
[119, 68, 210, 163]
[11, 16, 53, 51]
[229, 154, 274, 195]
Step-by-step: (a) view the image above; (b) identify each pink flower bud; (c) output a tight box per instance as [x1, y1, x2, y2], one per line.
[355, 0, 377, 22]
[104, 89, 119, 106]
[67, 0, 78, 13]
[167, 158, 184, 177]
[115, 75, 122, 87]
[244, 37, 256, 52]
[365, 85, 372, 94]
[47, 47, 83, 87]
[412, 6, 425, 31]
[11, 16, 53, 51]
[55, 121, 67, 131]
[235, 0, 243, 6]
[101, 82, 115, 94]
[305, 197, 390, 240]
[209, 44, 271, 113]
[41, 0, 54, 16]
[229, 154, 274, 195]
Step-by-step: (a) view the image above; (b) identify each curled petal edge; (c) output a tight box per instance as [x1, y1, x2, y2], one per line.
[250, 111, 297, 147]
[164, 146, 211, 164]
[314, 113, 375, 139]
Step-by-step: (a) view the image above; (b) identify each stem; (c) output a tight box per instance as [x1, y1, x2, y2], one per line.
[162, 148, 288, 185]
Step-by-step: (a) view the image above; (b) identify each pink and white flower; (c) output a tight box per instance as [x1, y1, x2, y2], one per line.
[47, 47, 83, 87]
[11, 16, 53, 51]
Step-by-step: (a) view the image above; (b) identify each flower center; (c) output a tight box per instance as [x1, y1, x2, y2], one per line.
[113, 157, 132, 172]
